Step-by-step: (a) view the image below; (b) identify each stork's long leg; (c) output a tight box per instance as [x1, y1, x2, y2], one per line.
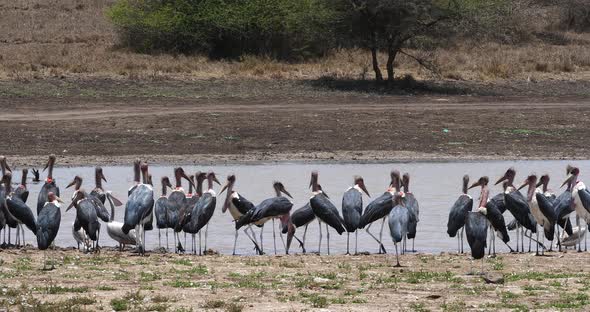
[233, 230, 239, 255]
[244, 227, 262, 255]
[158, 229, 161, 248]
[198, 231, 202, 256]
[346, 232, 350, 255]
[272, 219, 277, 255]
[576, 215, 582, 252]
[394, 243, 401, 267]
[378, 218, 386, 254]
[326, 223, 330, 255]
[460, 227, 464, 254]
[204, 224, 209, 251]
[355, 230, 358, 255]
[365, 222, 386, 254]
[259, 224, 265, 255]
[302, 224, 309, 253]
[535, 226, 540, 256]
[317, 220, 322, 254]
[166, 229, 169, 251]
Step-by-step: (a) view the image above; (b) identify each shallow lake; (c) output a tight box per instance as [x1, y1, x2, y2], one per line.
[7, 160, 588, 255]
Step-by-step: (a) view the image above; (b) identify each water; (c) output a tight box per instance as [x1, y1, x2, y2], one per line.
[8, 160, 588, 255]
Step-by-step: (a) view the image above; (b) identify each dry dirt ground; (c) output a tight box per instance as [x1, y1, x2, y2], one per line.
[1, 79, 590, 166]
[1, 247, 590, 311]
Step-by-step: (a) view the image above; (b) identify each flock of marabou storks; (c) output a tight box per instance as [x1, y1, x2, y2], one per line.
[448, 165, 590, 273]
[0, 154, 589, 270]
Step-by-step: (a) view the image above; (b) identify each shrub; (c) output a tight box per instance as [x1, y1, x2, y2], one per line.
[107, 0, 339, 60]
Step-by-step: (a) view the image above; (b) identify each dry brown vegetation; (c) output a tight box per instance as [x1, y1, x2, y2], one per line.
[2, 248, 590, 311]
[0, 0, 589, 84]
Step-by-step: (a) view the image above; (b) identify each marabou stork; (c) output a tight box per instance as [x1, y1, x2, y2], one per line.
[122, 162, 155, 255]
[518, 174, 556, 255]
[155, 176, 172, 249]
[447, 175, 473, 254]
[236, 181, 295, 255]
[186, 172, 220, 255]
[561, 166, 590, 252]
[37, 192, 62, 270]
[37, 155, 60, 215]
[469, 177, 512, 256]
[495, 168, 537, 253]
[465, 178, 489, 275]
[177, 172, 207, 253]
[166, 167, 195, 253]
[67, 189, 101, 252]
[290, 184, 326, 254]
[359, 170, 402, 254]
[89, 167, 113, 222]
[342, 176, 370, 255]
[309, 171, 346, 255]
[388, 192, 409, 267]
[4, 172, 37, 247]
[219, 174, 261, 255]
[402, 173, 419, 252]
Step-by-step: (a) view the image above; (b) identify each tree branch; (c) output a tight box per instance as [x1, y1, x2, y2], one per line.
[399, 49, 440, 76]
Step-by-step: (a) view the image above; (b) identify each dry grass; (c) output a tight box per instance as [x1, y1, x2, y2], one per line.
[0, 0, 589, 83]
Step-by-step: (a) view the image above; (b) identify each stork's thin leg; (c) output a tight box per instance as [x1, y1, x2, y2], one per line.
[515, 225, 519, 252]
[192, 234, 196, 255]
[233, 230, 239, 255]
[302, 224, 309, 253]
[244, 227, 262, 255]
[460, 227, 464, 254]
[166, 229, 169, 251]
[280, 230, 286, 252]
[481, 257, 484, 276]
[528, 229, 532, 253]
[488, 227, 492, 256]
[158, 229, 161, 248]
[198, 231, 202, 256]
[394, 243, 401, 267]
[577, 215, 582, 252]
[378, 218, 386, 254]
[173, 230, 177, 253]
[457, 234, 460, 254]
[556, 224, 561, 252]
[272, 219, 277, 255]
[259, 224, 265, 255]
[184, 232, 187, 250]
[412, 238, 415, 253]
[204, 224, 209, 251]
[355, 230, 358, 255]
[318, 220, 322, 254]
[346, 232, 350, 255]
[585, 220, 588, 252]
[21, 225, 25, 247]
[326, 223, 330, 255]
[365, 222, 386, 254]
[535, 227, 540, 256]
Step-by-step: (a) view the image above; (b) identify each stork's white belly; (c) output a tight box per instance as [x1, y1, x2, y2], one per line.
[72, 223, 89, 247]
[573, 185, 590, 222]
[107, 221, 137, 245]
[530, 191, 550, 229]
[228, 203, 242, 221]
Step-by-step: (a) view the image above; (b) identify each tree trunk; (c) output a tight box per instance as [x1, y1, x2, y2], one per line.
[386, 43, 399, 83]
[370, 32, 383, 82]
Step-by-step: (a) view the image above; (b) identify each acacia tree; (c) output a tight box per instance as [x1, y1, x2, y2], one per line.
[347, 0, 456, 82]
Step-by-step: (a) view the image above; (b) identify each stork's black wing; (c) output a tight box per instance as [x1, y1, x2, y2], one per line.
[342, 188, 362, 232]
[359, 192, 393, 229]
[465, 212, 487, 260]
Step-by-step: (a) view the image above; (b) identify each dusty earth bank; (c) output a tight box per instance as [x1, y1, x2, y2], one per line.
[1, 248, 590, 311]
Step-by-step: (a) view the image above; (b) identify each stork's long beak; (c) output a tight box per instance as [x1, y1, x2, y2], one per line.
[43, 160, 49, 172]
[517, 180, 528, 191]
[468, 181, 480, 190]
[359, 182, 370, 197]
[66, 180, 75, 189]
[213, 175, 221, 185]
[219, 182, 229, 195]
[66, 201, 75, 211]
[495, 175, 507, 185]
[535, 180, 543, 188]
[109, 194, 123, 206]
[181, 172, 196, 189]
[561, 173, 574, 188]
[282, 188, 293, 199]
[322, 191, 330, 199]
[102, 173, 107, 183]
